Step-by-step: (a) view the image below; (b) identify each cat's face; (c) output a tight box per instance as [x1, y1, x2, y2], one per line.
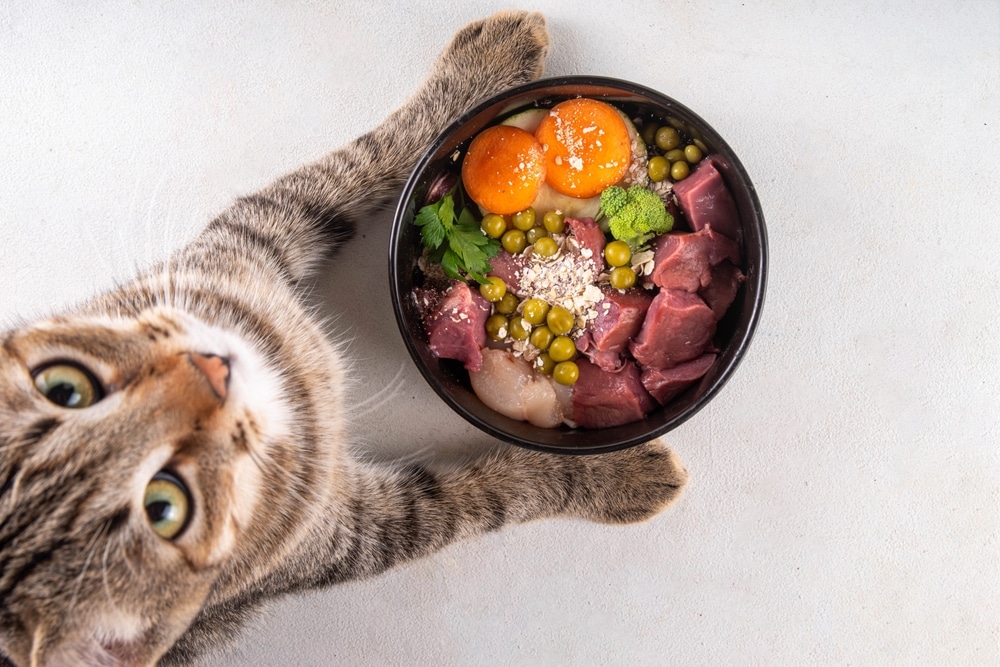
[0, 307, 277, 665]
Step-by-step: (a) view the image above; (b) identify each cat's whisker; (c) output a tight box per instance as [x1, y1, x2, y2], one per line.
[137, 174, 169, 273]
[69, 520, 110, 612]
[351, 363, 407, 416]
[100, 538, 122, 614]
[79, 221, 120, 289]
[244, 439, 272, 477]
[0, 437, 46, 454]
[115, 529, 140, 582]
[160, 268, 176, 312]
[353, 441, 439, 469]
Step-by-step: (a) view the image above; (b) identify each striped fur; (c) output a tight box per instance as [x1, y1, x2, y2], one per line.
[0, 12, 688, 666]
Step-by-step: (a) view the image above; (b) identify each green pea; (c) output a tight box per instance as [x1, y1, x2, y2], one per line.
[511, 207, 536, 231]
[552, 360, 579, 385]
[502, 229, 526, 254]
[509, 316, 530, 340]
[526, 226, 547, 245]
[545, 305, 575, 335]
[666, 117, 687, 133]
[548, 336, 576, 362]
[535, 352, 556, 375]
[478, 276, 506, 302]
[647, 155, 670, 182]
[496, 292, 518, 315]
[670, 160, 690, 181]
[655, 126, 681, 151]
[542, 210, 566, 234]
[529, 325, 554, 351]
[521, 298, 549, 325]
[609, 266, 637, 290]
[532, 236, 559, 258]
[684, 144, 703, 164]
[641, 122, 660, 146]
[485, 314, 508, 341]
[604, 240, 632, 268]
[665, 148, 686, 164]
[481, 213, 507, 239]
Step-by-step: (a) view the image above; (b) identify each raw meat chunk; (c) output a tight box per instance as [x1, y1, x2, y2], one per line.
[565, 216, 606, 275]
[572, 359, 657, 428]
[485, 249, 527, 293]
[578, 287, 655, 371]
[650, 226, 741, 293]
[574, 332, 626, 373]
[671, 157, 741, 242]
[629, 289, 716, 370]
[698, 261, 745, 320]
[590, 287, 655, 351]
[423, 281, 491, 372]
[640, 353, 718, 404]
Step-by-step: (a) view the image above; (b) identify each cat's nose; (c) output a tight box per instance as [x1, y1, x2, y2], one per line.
[188, 352, 230, 401]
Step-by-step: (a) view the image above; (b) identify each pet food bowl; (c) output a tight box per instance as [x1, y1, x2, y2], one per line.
[389, 76, 767, 454]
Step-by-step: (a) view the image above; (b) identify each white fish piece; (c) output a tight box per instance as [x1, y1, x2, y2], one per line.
[469, 348, 564, 428]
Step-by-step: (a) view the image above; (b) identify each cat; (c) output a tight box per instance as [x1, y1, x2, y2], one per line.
[0, 11, 688, 666]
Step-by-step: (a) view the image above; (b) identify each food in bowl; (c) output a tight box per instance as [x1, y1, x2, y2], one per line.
[407, 95, 747, 431]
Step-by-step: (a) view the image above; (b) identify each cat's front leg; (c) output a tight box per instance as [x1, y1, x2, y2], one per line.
[180, 11, 550, 286]
[169, 440, 687, 663]
[439, 439, 690, 527]
[294, 440, 688, 586]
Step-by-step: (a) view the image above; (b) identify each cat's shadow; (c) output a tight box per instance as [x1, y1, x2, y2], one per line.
[309, 209, 497, 464]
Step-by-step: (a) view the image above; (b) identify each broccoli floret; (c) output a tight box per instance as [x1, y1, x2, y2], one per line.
[599, 184, 673, 248]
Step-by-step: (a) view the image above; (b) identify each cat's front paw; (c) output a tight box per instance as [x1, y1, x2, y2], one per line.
[570, 440, 690, 524]
[435, 11, 550, 103]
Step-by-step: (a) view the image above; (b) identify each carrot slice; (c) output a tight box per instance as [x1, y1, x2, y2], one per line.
[534, 98, 631, 198]
[461, 125, 546, 215]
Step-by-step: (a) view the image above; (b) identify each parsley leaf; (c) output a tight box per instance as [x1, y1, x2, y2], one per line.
[413, 193, 501, 285]
[414, 201, 446, 249]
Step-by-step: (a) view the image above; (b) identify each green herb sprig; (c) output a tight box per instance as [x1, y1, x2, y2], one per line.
[414, 193, 500, 284]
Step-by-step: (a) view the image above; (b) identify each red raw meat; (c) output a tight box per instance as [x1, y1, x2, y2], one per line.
[572, 358, 657, 428]
[640, 353, 718, 404]
[423, 281, 490, 372]
[698, 261, 745, 320]
[577, 287, 655, 371]
[650, 226, 741, 293]
[671, 157, 741, 242]
[574, 332, 625, 373]
[629, 289, 716, 370]
[565, 216, 606, 275]
[486, 249, 527, 293]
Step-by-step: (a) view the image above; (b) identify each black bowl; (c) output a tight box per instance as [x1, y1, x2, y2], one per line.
[389, 76, 767, 454]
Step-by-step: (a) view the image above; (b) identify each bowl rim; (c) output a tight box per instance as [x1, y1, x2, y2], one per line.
[389, 75, 768, 454]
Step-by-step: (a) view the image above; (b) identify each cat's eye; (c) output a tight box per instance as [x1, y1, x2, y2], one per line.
[32, 362, 103, 408]
[144, 471, 192, 540]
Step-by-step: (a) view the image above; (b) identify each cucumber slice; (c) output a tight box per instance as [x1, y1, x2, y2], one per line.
[500, 108, 548, 133]
[616, 108, 645, 153]
[614, 108, 650, 187]
[529, 182, 602, 219]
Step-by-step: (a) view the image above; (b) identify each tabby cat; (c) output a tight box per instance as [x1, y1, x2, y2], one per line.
[0, 11, 688, 666]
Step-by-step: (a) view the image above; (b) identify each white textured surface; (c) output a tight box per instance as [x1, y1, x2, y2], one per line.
[2, 2, 998, 665]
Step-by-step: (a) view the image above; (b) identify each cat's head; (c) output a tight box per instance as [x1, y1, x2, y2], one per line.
[0, 307, 290, 666]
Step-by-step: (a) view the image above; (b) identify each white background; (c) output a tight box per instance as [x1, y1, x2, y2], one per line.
[2, 1, 998, 665]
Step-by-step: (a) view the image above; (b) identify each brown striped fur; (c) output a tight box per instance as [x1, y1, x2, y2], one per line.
[0, 12, 688, 666]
